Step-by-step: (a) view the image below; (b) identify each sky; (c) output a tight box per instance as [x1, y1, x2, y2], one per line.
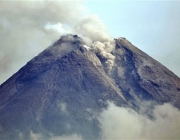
[0, 0, 180, 84]
[84, 0, 180, 77]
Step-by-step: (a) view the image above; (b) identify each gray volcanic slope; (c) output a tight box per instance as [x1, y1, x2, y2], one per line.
[0, 34, 180, 140]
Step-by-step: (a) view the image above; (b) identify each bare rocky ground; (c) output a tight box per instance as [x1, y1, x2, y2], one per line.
[0, 34, 180, 140]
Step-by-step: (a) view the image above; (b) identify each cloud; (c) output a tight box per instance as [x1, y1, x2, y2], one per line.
[18, 102, 180, 140]
[0, 0, 85, 84]
[100, 102, 180, 140]
[0, 0, 114, 84]
[75, 14, 112, 45]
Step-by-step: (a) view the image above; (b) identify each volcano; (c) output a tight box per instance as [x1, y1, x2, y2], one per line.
[0, 34, 180, 140]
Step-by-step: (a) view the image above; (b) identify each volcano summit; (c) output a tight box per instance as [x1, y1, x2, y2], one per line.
[0, 34, 180, 140]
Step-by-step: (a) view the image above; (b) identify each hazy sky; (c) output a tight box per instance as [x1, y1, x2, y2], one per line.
[0, 0, 180, 84]
[84, 1, 180, 77]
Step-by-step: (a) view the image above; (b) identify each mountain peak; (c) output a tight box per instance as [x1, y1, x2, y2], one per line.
[52, 34, 85, 46]
[0, 34, 180, 140]
[29, 34, 89, 65]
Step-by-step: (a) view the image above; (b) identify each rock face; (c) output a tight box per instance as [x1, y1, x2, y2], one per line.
[112, 38, 180, 108]
[0, 34, 180, 140]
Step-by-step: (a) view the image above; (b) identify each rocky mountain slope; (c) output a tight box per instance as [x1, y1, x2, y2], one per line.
[112, 37, 180, 108]
[0, 34, 180, 140]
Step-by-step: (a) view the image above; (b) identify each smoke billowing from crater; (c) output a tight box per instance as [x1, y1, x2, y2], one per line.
[75, 15, 113, 45]
[0, 0, 113, 84]
[91, 41, 115, 71]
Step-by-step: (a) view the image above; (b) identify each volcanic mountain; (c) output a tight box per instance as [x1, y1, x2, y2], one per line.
[0, 34, 180, 140]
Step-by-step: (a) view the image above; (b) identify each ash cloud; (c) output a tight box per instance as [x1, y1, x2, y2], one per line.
[75, 14, 112, 45]
[0, 0, 114, 84]
[0, 0, 84, 84]
[92, 41, 115, 71]
[100, 102, 180, 140]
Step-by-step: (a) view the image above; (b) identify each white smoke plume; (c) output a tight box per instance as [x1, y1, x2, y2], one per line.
[92, 41, 115, 71]
[0, 0, 114, 84]
[75, 14, 113, 45]
[100, 102, 180, 140]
